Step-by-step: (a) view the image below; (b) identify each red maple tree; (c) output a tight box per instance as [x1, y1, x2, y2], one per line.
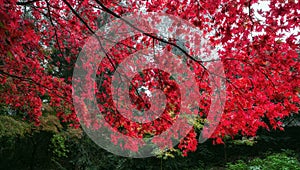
[0, 0, 299, 156]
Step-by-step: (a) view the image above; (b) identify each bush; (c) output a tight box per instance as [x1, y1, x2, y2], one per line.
[227, 150, 300, 170]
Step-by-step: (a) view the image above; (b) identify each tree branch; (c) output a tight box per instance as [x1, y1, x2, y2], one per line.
[62, 0, 149, 105]
[94, 0, 209, 72]
[0, 70, 71, 102]
[62, 0, 95, 34]
[45, 0, 65, 59]
[16, 0, 39, 5]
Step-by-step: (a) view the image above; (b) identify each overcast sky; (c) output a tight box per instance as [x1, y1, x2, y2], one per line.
[252, 1, 300, 43]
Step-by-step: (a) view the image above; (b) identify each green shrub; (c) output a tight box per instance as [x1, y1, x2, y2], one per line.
[226, 160, 248, 170]
[227, 150, 300, 170]
[50, 134, 69, 159]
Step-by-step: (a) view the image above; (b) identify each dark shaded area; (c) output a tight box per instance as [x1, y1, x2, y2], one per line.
[1, 117, 299, 170]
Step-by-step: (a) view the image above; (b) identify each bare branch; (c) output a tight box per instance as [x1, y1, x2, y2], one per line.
[16, 0, 39, 5]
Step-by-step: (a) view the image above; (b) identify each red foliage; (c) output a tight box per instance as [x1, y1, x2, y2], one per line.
[0, 0, 299, 156]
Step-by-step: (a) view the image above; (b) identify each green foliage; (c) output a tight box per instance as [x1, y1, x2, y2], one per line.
[229, 137, 258, 147]
[226, 160, 248, 170]
[155, 147, 182, 159]
[0, 109, 79, 170]
[193, 117, 206, 132]
[0, 116, 57, 170]
[50, 134, 69, 160]
[0, 115, 31, 138]
[1, 102, 299, 170]
[227, 150, 300, 170]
